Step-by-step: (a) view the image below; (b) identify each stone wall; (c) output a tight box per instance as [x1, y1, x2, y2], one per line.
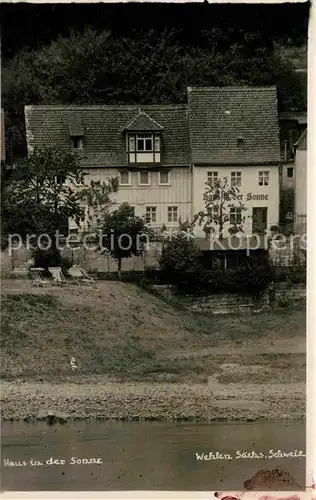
[271, 282, 306, 302]
[152, 284, 305, 315]
[184, 293, 270, 314]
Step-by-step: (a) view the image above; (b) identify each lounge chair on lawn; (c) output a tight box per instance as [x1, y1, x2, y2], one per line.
[68, 265, 97, 286]
[30, 267, 50, 287]
[48, 267, 67, 286]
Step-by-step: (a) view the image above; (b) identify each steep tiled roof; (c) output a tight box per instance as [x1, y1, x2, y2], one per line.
[123, 110, 164, 131]
[188, 86, 280, 164]
[25, 87, 281, 168]
[25, 105, 190, 167]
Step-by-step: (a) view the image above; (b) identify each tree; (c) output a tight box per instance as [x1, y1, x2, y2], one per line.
[159, 232, 208, 293]
[193, 176, 249, 240]
[80, 178, 119, 232]
[98, 202, 150, 278]
[1, 146, 118, 265]
[2, 27, 307, 161]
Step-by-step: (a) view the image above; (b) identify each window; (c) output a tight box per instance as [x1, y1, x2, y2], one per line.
[231, 172, 242, 187]
[259, 171, 269, 186]
[139, 171, 150, 185]
[167, 206, 178, 223]
[119, 171, 130, 186]
[230, 207, 242, 225]
[137, 134, 153, 152]
[287, 167, 294, 178]
[129, 135, 135, 152]
[207, 171, 218, 185]
[71, 137, 83, 150]
[146, 206, 157, 223]
[127, 133, 161, 164]
[237, 137, 244, 147]
[159, 171, 170, 185]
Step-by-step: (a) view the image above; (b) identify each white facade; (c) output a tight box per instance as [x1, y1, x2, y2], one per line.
[70, 163, 280, 238]
[192, 165, 280, 238]
[70, 166, 192, 232]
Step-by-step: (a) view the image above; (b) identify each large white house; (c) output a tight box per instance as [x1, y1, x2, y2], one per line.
[24, 86, 281, 238]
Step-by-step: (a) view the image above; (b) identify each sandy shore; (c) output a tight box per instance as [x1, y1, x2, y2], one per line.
[0, 377, 305, 422]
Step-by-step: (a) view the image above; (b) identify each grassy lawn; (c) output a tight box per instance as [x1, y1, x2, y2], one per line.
[0, 280, 306, 385]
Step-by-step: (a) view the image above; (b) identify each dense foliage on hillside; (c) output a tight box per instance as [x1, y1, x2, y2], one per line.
[1, 3, 308, 161]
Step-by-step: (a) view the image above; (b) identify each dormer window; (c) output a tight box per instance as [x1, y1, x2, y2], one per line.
[123, 109, 163, 164]
[71, 137, 83, 150]
[127, 133, 161, 164]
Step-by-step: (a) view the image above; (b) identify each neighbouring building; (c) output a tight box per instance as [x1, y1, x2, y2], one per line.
[24, 86, 281, 238]
[278, 111, 307, 230]
[293, 128, 307, 236]
[188, 86, 280, 238]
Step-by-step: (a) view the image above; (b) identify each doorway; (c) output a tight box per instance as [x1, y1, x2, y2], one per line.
[252, 207, 267, 234]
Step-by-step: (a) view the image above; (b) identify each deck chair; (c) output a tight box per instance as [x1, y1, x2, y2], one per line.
[30, 267, 50, 287]
[48, 267, 67, 286]
[69, 265, 96, 286]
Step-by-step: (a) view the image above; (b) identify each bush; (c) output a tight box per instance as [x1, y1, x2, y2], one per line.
[159, 237, 274, 296]
[159, 234, 209, 294]
[272, 264, 306, 285]
[32, 246, 61, 269]
[31, 247, 73, 276]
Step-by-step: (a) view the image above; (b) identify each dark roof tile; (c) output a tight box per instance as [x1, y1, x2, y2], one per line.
[188, 86, 280, 164]
[25, 105, 190, 166]
[25, 87, 281, 167]
[68, 112, 84, 136]
[123, 110, 164, 131]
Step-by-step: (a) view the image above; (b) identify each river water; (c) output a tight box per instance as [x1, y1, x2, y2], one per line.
[1, 420, 305, 491]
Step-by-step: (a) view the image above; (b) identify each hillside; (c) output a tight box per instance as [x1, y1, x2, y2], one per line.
[1, 279, 305, 383]
[0, 280, 306, 421]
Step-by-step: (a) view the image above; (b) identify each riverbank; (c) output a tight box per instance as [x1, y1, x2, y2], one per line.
[1, 377, 305, 422]
[1, 280, 306, 422]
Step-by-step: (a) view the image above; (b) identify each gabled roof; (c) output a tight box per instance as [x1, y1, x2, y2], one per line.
[25, 87, 282, 168]
[123, 110, 164, 132]
[25, 105, 190, 167]
[187, 86, 281, 165]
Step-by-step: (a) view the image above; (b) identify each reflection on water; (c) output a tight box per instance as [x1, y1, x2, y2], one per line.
[1, 420, 305, 491]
